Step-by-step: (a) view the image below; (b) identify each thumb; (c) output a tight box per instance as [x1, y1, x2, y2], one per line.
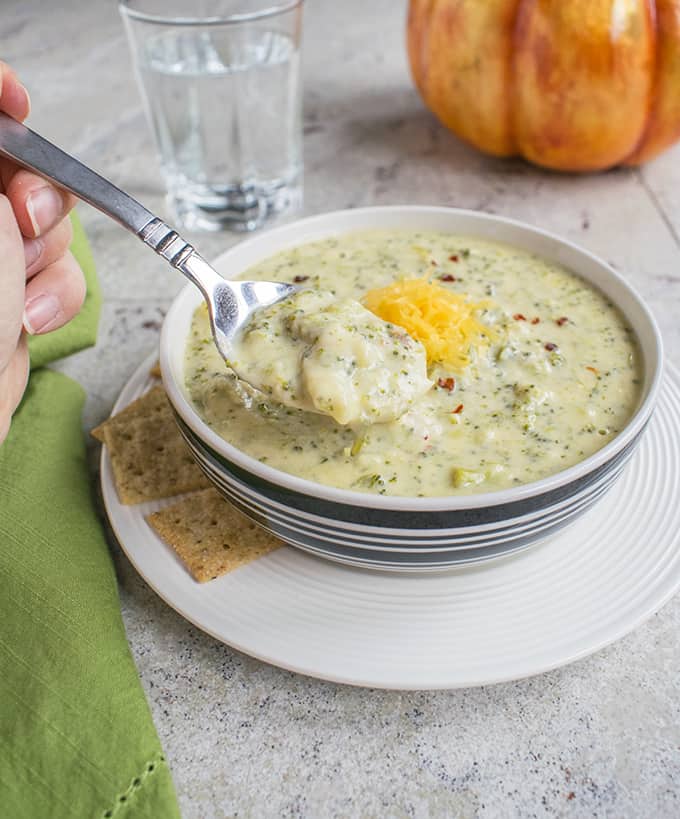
[0, 193, 25, 374]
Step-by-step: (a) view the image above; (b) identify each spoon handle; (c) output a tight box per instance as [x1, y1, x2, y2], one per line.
[0, 112, 156, 233]
[0, 112, 221, 291]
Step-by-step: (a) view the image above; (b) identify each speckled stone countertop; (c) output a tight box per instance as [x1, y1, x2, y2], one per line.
[7, 0, 680, 816]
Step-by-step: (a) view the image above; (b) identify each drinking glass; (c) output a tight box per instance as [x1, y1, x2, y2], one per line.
[119, 0, 303, 232]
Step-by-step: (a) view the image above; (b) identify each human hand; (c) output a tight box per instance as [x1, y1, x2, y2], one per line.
[0, 63, 85, 444]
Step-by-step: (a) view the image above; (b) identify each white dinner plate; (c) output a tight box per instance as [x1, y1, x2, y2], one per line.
[100, 356, 680, 689]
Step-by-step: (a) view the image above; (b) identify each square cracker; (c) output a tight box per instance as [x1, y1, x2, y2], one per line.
[147, 488, 283, 581]
[91, 384, 168, 443]
[92, 385, 210, 504]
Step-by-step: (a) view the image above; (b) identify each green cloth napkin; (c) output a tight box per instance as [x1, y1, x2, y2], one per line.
[0, 211, 181, 819]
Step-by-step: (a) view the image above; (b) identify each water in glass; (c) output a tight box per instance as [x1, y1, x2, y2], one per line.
[139, 26, 302, 231]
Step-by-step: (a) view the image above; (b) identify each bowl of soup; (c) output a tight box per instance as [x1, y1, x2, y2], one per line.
[160, 207, 663, 570]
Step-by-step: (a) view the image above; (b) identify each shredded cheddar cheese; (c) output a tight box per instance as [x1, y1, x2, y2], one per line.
[362, 277, 495, 370]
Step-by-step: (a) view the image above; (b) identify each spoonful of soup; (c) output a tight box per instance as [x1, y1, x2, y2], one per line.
[228, 288, 432, 425]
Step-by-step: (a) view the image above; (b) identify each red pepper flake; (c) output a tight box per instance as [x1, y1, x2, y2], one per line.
[293, 275, 309, 283]
[452, 404, 464, 414]
[513, 313, 527, 321]
[439, 274, 456, 283]
[586, 365, 599, 375]
[448, 254, 459, 262]
[567, 792, 575, 801]
[437, 377, 456, 391]
[556, 316, 569, 326]
[531, 317, 540, 325]
[544, 342, 558, 351]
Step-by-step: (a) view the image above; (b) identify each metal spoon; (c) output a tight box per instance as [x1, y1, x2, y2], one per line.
[0, 112, 296, 366]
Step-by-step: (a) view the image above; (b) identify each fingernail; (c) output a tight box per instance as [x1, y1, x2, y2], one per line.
[23, 237, 42, 271]
[26, 187, 63, 236]
[23, 293, 60, 334]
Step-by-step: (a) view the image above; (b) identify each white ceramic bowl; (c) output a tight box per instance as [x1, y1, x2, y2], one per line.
[160, 206, 663, 570]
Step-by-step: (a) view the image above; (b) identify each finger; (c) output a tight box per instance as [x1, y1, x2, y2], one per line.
[24, 217, 73, 280]
[0, 62, 31, 121]
[6, 170, 77, 238]
[0, 336, 29, 445]
[0, 65, 31, 198]
[23, 251, 86, 335]
[0, 194, 26, 372]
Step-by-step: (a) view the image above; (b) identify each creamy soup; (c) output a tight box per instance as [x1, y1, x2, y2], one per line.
[185, 231, 642, 496]
[228, 288, 432, 425]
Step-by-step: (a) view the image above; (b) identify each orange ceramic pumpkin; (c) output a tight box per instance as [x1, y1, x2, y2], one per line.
[407, 0, 680, 171]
